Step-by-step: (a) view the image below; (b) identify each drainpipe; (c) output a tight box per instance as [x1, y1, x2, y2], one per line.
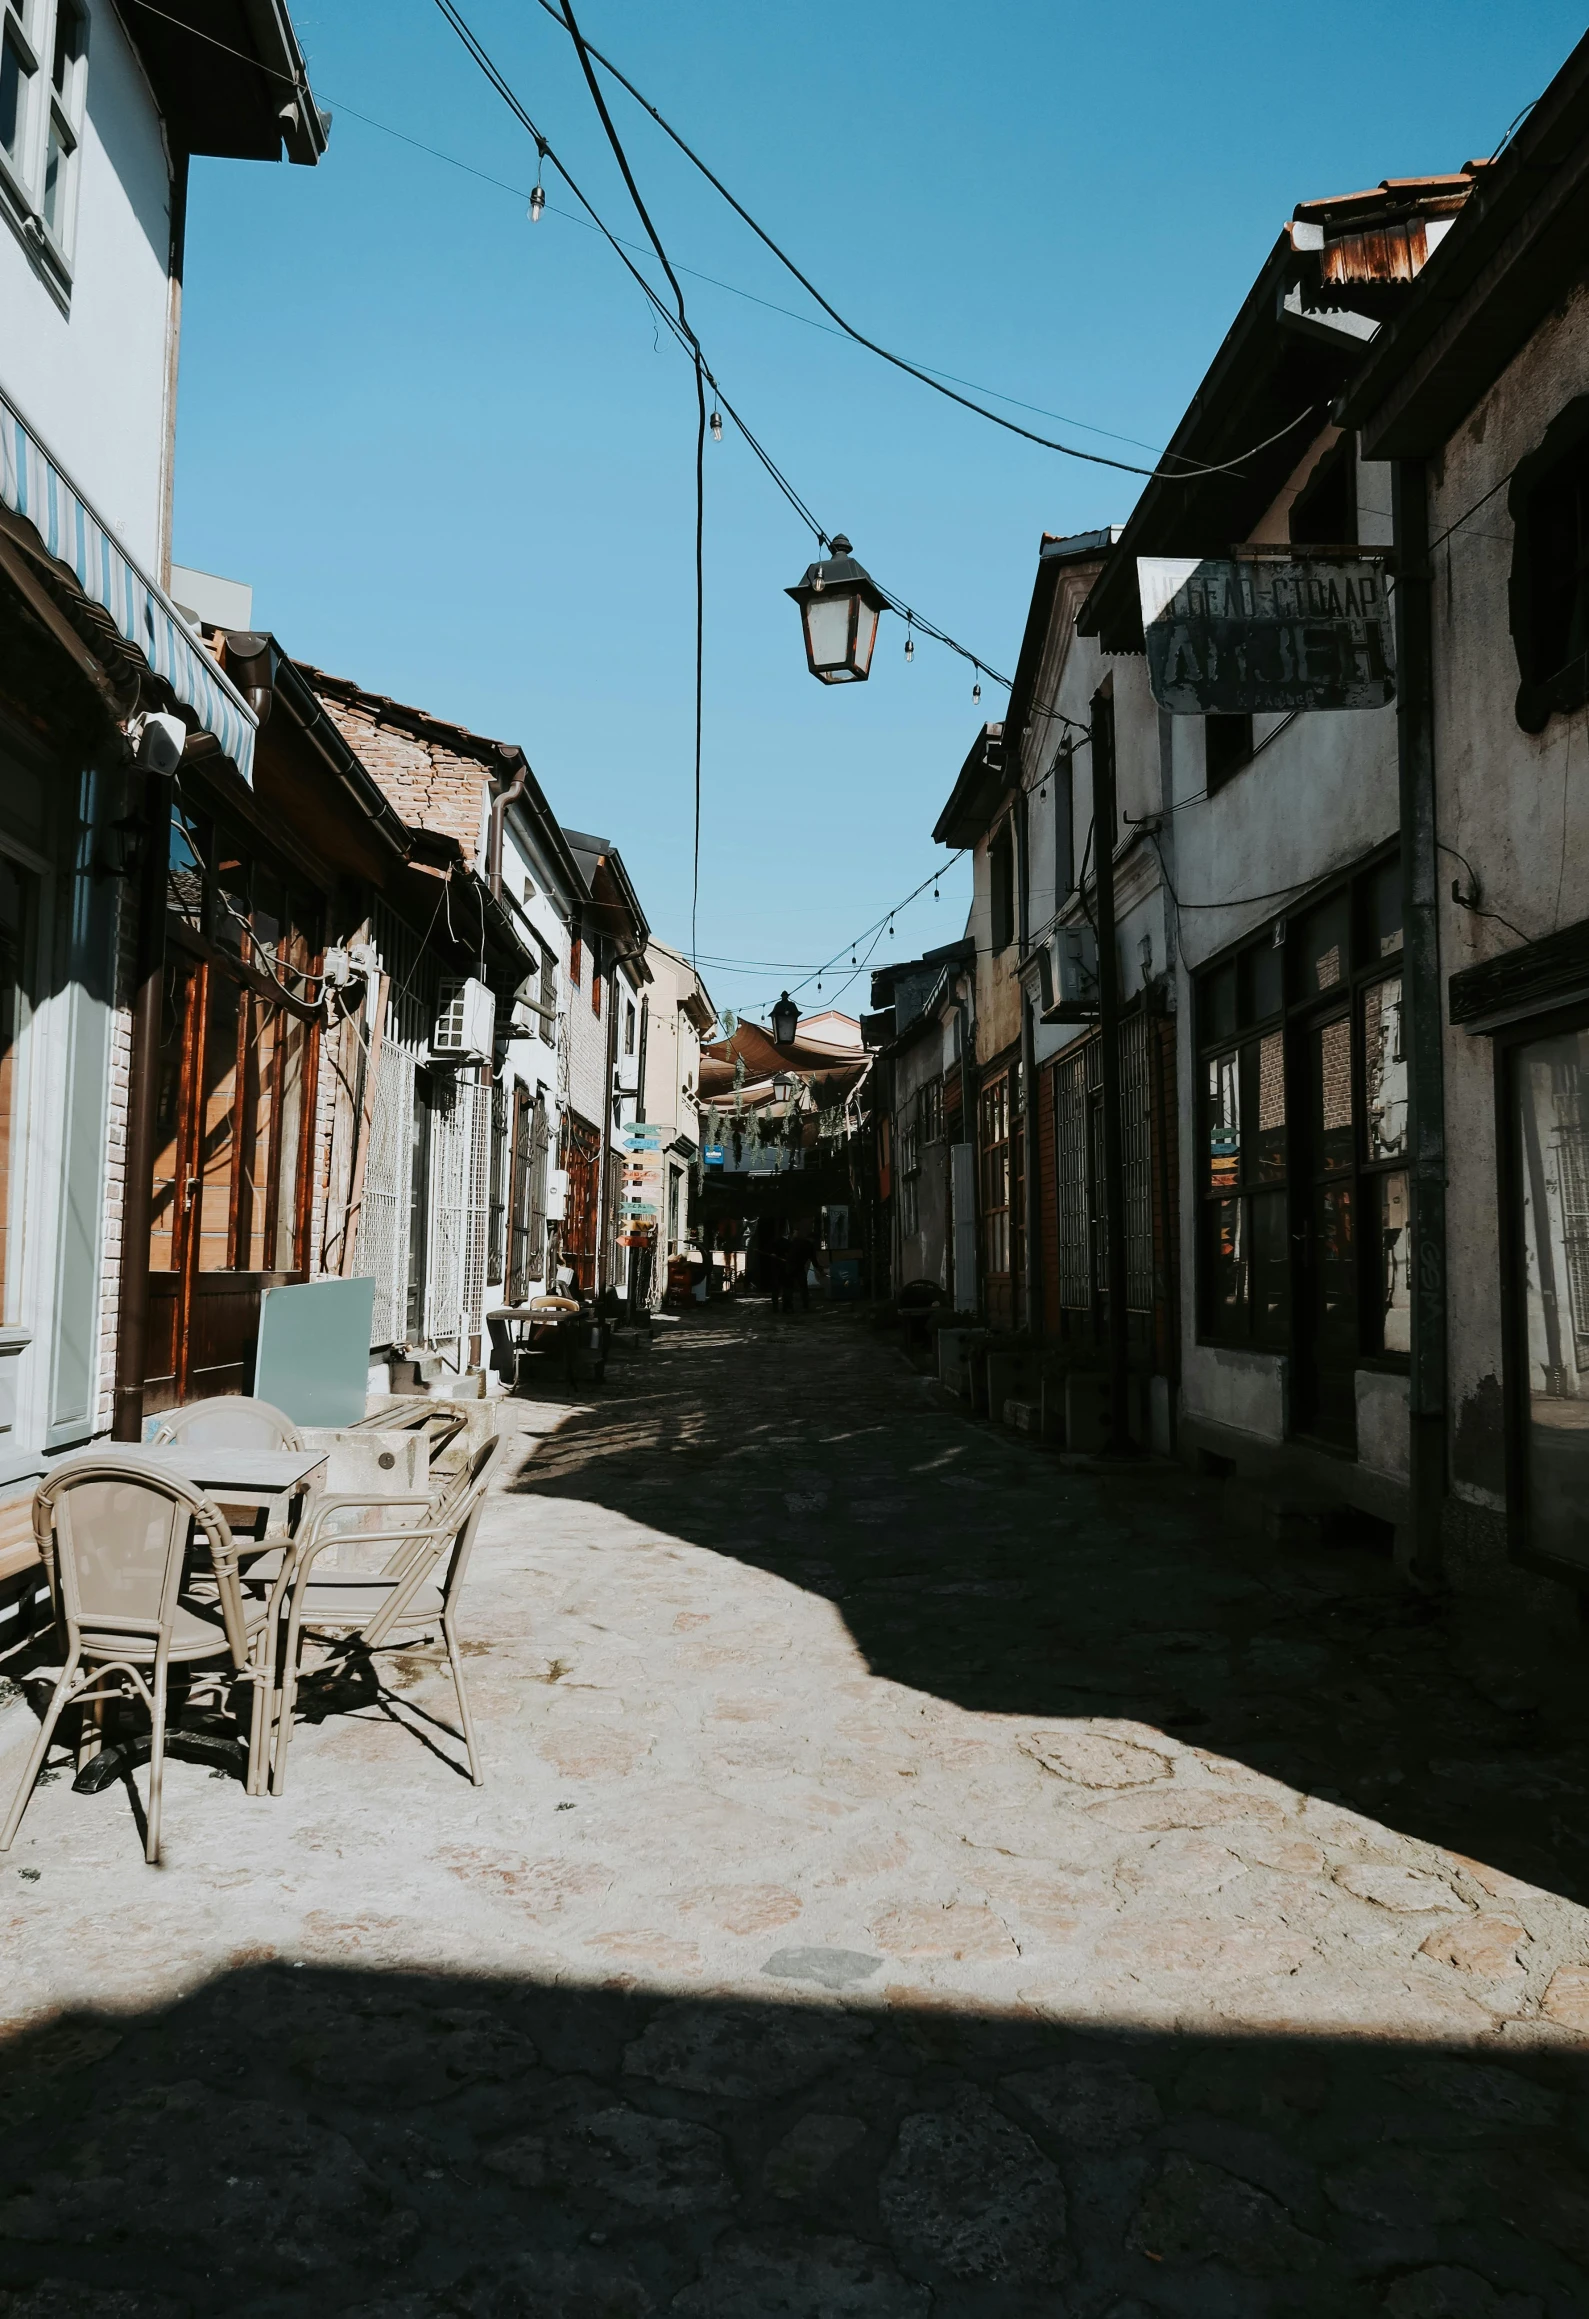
[487, 757, 529, 901]
[112, 767, 173, 1441]
[1091, 687, 1135, 1457]
[1393, 458, 1448, 1581]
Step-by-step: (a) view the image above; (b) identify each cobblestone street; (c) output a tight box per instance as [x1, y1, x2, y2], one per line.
[4, 1302, 1589, 2314]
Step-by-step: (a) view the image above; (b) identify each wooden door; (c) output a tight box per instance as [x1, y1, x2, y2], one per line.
[144, 951, 314, 1412]
[1293, 1004, 1358, 1445]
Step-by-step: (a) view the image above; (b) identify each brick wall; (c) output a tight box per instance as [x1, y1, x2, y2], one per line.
[315, 697, 488, 866]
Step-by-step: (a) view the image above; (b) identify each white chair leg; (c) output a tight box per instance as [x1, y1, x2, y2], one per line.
[0, 1655, 81, 1853]
[270, 1607, 308, 1797]
[443, 1615, 484, 1787]
[145, 1654, 169, 1865]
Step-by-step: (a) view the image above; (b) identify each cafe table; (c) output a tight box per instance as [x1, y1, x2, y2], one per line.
[65, 1443, 328, 1794]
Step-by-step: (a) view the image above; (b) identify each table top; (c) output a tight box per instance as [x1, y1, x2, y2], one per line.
[93, 1445, 328, 1493]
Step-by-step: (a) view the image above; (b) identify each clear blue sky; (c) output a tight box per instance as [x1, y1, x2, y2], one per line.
[173, 0, 1584, 1025]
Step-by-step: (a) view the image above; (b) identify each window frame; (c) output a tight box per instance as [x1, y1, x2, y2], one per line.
[1194, 846, 1407, 1371]
[1494, 996, 1589, 1583]
[0, 0, 87, 293]
[988, 821, 1016, 955]
[1509, 393, 1589, 733]
[979, 1070, 1011, 1280]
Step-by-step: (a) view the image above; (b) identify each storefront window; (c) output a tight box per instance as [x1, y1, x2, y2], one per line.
[1516, 1027, 1589, 1569]
[1196, 854, 1407, 1418]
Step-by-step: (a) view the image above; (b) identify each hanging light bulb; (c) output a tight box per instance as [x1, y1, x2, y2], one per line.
[972, 677, 982, 704]
[709, 409, 723, 442]
[903, 624, 915, 664]
[933, 880, 941, 901]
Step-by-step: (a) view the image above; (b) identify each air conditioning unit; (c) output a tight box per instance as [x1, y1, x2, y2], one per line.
[1046, 926, 1100, 1021]
[614, 1051, 640, 1094]
[545, 1167, 569, 1221]
[431, 976, 495, 1062]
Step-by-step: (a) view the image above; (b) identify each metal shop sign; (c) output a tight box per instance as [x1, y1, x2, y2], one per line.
[1138, 555, 1395, 714]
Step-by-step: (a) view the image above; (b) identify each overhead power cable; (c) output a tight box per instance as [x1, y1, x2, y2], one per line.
[525, 0, 1320, 485]
[430, 2, 1014, 692]
[555, 0, 708, 975]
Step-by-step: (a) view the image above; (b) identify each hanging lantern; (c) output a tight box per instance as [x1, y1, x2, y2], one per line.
[785, 534, 885, 685]
[771, 991, 799, 1047]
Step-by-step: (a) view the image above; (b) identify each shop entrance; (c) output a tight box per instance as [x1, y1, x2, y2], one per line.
[144, 945, 315, 1411]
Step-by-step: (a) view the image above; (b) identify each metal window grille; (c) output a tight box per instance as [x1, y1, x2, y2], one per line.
[424, 1070, 490, 1346]
[1552, 1069, 1589, 1353]
[355, 1038, 415, 1348]
[488, 1078, 508, 1283]
[1056, 1051, 1089, 1308]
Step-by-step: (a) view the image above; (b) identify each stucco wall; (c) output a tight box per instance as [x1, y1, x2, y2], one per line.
[1427, 278, 1589, 1517]
[0, 0, 173, 572]
[1158, 438, 1403, 1453]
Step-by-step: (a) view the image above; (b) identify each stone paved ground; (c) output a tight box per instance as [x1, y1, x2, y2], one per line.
[3, 1302, 1589, 2314]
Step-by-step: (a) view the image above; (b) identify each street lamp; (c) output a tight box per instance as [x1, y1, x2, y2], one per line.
[771, 991, 799, 1047]
[786, 535, 886, 684]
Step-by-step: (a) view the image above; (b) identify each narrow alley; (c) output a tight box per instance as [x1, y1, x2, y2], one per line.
[3, 1304, 1588, 2315]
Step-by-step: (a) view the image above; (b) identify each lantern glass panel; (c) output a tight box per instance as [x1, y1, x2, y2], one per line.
[805, 592, 856, 671]
[852, 600, 879, 678]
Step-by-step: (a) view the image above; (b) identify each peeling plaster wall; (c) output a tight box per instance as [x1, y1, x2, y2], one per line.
[1427, 281, 1589, 1534]
[1162, 447, 1403, 1463]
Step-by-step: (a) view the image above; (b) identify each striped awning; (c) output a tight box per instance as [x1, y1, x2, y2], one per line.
[0, 388, 256, 783]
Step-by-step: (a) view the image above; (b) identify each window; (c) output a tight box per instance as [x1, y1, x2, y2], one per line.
[1205, 714, 1254, 795]
[1510, 396, 1589, 732]
[1, 1, 87, 271]
[989, 823, 1016, 953]
[591, 957, 602, 1018]
[1051, 746, 1075, 903]
[921, 1077, 943, 1145]
[41, 0, 82, 248]
[1054, 1025, 1152, 1327]
[624, 1000, 637, 1056]
[538, 941, 556, 1045]
[507, 1088, 549, 1302]
[1196, 853, 1406, 1429]
[487, 1078, 508, 1283]
[0, 15, 31, 179]
[980, 1073, 1010, 1277]
[898, 1107, 921, 1239]
[1289, 436, 1356, 547]
[569, 935, 583, 987]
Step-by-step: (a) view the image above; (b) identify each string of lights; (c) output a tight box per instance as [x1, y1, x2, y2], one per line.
[555, 0, 710, 973]
[430, 0, 1017, 702]
[525, 0, 1323, 487]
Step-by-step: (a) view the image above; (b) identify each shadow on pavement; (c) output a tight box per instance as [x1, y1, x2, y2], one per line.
[0, 1959, 1585, 2315]
[512, 1306, 1589, 1907]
